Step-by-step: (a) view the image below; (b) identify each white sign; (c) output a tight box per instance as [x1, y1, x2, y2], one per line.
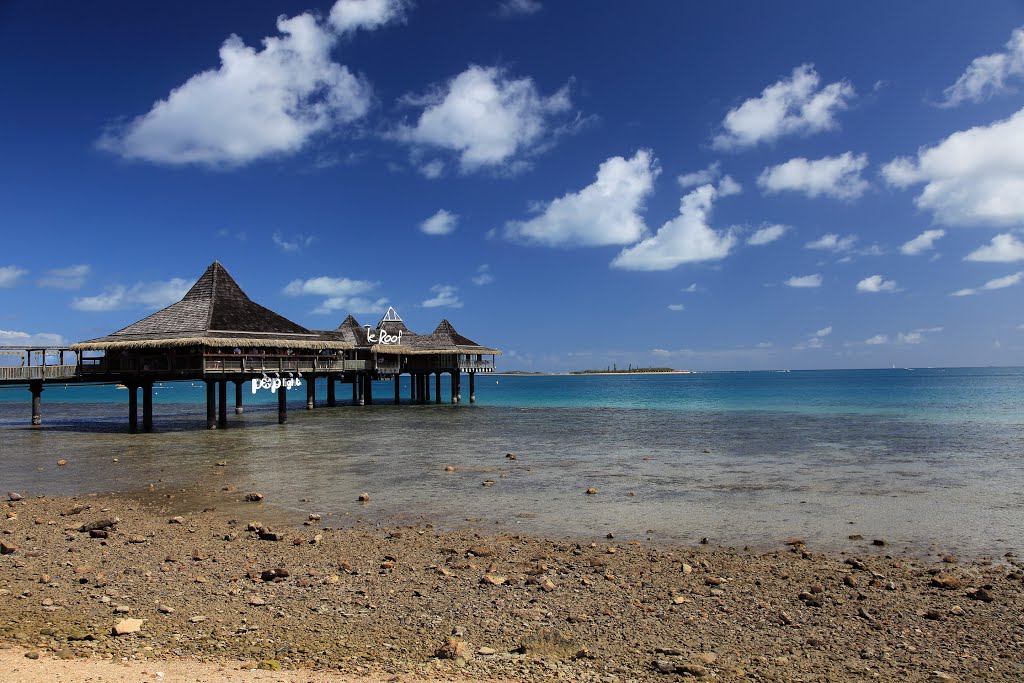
[251, 377, 302, 394]
[365, 325, 402, 345]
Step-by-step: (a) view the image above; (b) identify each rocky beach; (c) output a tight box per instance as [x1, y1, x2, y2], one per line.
[2, 484, 1023, 682]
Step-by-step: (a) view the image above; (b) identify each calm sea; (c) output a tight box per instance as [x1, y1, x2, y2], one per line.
[2, 368, 1022, 557]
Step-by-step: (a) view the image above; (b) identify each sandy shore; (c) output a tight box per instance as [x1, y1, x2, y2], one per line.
[2, 489, 1023, 682]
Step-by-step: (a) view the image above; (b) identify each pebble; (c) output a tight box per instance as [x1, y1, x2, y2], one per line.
[444, 465, 456, 472]
[244, 492, 264, 502]
[586, 487, 598, 495]
[168, 516, 185, 524]
[112, 618, 144, 635]
[931, 575, 961, 590]
[505, 453, 517, 460]
[158, 604, 175, 614]
[7, 492, 22, 502]
[358, 492, 371, 501]
[481, 480, 495, 487]
[57, 460, 67, 466]
[0, 542, 17, 555]
[481, 574, 507, 586]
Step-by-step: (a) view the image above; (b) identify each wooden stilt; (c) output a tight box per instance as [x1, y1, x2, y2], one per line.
[306, 374, 315, 410]
[278, 383, 288, 424]
[469, 372, 476, 403]
[394, 374, 400, 404]
[206, 380, 216, 430]
[366, 376, 373, 405]
[218, 379, 228, 428]
[358, 374, 365, 406]
[410, 373, 416, 402]
[128, 383, 139, 434]
[327, 377, 336, 407]
[142, 381, 153, 432]
[450, 371, 457, 404]
[235, 380, 244, 414]
[352, 377, 358, 404]
[29, 380, 43, 427]
[435, 372, 441, 403]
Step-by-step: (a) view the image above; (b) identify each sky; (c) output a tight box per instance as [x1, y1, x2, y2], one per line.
[2, 0, 1024, 372]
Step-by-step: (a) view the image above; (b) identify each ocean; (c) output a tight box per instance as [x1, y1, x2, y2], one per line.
[2, 367, 1022, 557]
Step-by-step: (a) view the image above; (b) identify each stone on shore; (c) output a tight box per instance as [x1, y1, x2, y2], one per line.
[112, 618, 144, 635]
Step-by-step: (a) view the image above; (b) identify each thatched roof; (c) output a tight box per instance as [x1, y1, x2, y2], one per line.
[71, 262, 353, 351]
[367, 316, 501, 355]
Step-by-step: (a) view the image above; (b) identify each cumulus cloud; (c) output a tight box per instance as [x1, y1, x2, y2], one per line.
[422, 284, 462, 308]
[667, 304, 685, 311]
[758, 152, 869, 200]
[713, 64, 855, 150]
[611, 184, 736, 271]
[785, 274, 822, 288]
[97, 11, 376, 167]
[283, 275, 383, 314]
[272, 232, 315, 253]
[0, 265, 28, 288]
[72, 278, 191, 312]
[814, 326, 832, 338]
[865, 334, 888, 345]
[678, 162, 741, 197]
[505, 150, 657, 247]
[747, 224, 788, 246]
[941, 26, 1024, 107]
[952, 271, 1024, 296]
[964, 233, 1024, 262]
[328, 0, 409, 34]
[856, 274, 899, 293]
[0, 330, 67, 348]
[497, 0, 542, 17]
[37, 264, 91, 290]
[397, 65, 572, 173]
[881, 109, 1024, 227]
[419, 209, 458, 236]
[471, 264, 494, 286]
[805, 233, 857, 252]
[861, 327, 942, 346]
[683, 283, 699, 293]
[900, 229, 945, 255]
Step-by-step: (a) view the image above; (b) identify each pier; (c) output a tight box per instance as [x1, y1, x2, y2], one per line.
[0, 262, 499, 432]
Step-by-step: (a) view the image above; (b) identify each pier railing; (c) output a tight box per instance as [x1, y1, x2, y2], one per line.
[0, 365, 79, 381]
[458, 359, 494, 372]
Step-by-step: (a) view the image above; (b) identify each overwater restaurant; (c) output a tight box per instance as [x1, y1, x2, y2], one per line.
[6, 262, 500, 432]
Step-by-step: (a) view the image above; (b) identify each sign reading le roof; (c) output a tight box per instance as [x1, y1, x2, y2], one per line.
[365, 325, 402, 345]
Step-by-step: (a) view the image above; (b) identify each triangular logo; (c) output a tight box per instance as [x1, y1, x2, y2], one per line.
[381, 307, 403, 323]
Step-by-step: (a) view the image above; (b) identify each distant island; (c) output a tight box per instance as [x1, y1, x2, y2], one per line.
[570, 366, 686, 375]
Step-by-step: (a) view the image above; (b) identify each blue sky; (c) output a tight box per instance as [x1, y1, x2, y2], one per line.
[2, 0, 1023, 371]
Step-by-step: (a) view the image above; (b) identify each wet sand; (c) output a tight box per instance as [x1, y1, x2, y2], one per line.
[2, 488, 1023, 682]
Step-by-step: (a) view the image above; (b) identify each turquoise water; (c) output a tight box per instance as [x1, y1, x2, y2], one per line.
[1, 367, 1022, 557]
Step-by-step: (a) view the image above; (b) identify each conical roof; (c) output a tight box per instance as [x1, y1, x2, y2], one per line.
[72, 262, 349, 350]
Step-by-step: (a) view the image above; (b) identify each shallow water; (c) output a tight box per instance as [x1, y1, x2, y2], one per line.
[1, 368, 1022, 557]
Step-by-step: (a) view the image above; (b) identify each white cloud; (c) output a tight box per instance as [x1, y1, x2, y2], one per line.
[0, 330, 67, 347]
[72, 278, 191, 312]
[419, 209, 458, 236]
[683, 283, 699, 293]
[667, 304, 685, 311]
[865, 334, 888, 345]
[283, 276, 377, 297]
[951, 271, 1024, 296]
[283, 275, 382, 315]
[37, 264, 91, 290]
[471, 264, 494, 286]
[497, 0, 543, 17]
[328, 0, 409, 34]
[272, 232, 315, 252]
[900, 229, 945, 255]
[505, 150, 657, 247]
[941, 27, 1024, 107]
[418, 159, 445, 179]
[881, 108, 1024, 227]
[785, 274, 822, 288]
[814, 325, 832, 337]
[712, 64, 855, 150]
[0, 265, 28, 288]
[397, 65, 572, 172]
[611, 184, 736, 271]
[747, 223, 788, 246]
[856, 274, 899, 293]
[758, 152, 869, 200]
[965, 233, 1024, 262]
[422, 284, 462, 308]
[805, 233, 857, 252]
[98, 12, 373, 167]
[678, 161, 741, 197]
[678, 162, 721, 188]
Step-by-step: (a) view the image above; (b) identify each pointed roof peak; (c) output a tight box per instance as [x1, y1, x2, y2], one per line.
[433, 319, 456, 335]
[338, 314, 361, 330]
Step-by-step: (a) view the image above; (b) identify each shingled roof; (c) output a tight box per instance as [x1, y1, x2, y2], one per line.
[71, 262, 351, 351]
